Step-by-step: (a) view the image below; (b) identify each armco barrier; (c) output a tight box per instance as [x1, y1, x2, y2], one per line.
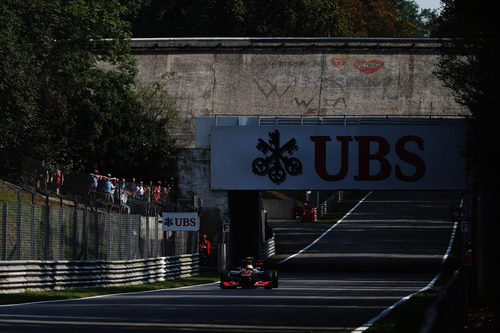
[260, 234, 276, 260]
[0, 254, 199, 293]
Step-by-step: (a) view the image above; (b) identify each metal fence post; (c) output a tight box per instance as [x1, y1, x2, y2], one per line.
[137, 215, 141, 260]
[145, 215, 150, 259]
[95, 212, 99, 260]
[58, 206, 63, 260]
[82, 209, 87, 260]
[127, 214, 132, 260]
[154, 208, 159, 257]
[16, 199, 22, 260]
[118, 211, 122, 260]
[30, 200, 36, 259]
[2, 202, 7, 260]
[45, 195, 50, 260]
[72, 203, 78, 260]
[106, 213, 111, 261]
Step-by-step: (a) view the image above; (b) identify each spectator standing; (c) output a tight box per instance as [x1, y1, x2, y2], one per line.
[114, 178, 121, 203]
[128, 177, 138, 199]
[51, 164, 64, 196]
[161, 186, 170, 207]
[89, 169, 100, 199]
[137, 181, 144, 200]
[103, 174, 113, 202]
[146, 180, 153, 202]
[154, 181, 162, 203]
[37, 160, 49, 194]
[110, 178, 117, 203]
[120, 185, 130, 214]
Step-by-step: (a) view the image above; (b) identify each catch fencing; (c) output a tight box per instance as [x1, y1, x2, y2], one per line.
[0, 200, 197, 262]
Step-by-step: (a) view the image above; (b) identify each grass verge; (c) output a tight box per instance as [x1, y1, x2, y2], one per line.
[0, 268, 220, 306]
[0, 179, 57, 206]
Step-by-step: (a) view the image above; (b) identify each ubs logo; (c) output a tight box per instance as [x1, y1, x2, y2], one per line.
[252, 130, 302, 184]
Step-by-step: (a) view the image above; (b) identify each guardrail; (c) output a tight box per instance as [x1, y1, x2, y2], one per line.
[315, 191, 343, 220]
[260, 234, 276, 260]
[419, 266, 468, 333]
[0, 254, 199, 293]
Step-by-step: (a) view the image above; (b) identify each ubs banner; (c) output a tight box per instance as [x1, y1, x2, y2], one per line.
[210, 120, 466, 190]
[162, 212, 199, 231]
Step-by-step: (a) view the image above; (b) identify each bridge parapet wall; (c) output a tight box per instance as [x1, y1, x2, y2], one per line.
[132, 38, 468, 149]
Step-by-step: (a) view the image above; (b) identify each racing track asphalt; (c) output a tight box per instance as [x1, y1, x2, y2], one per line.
[0, 190, 461, 332]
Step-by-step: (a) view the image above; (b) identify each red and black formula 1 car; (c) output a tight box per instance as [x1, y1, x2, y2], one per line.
[220, 258, 278, 289]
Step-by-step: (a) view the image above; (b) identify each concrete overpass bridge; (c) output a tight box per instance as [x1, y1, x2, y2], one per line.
[130, 38, 468, 266]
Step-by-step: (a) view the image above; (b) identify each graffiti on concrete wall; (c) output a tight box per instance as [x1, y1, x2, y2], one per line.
[329, 57, 347, 68]
[352, 59, 385, 74]
[151, 51, 464, 137]
[329, 56, 385, 75]
[302, 97, 349, 116]
[250, 55, 388, 116]
[253, 79, 293, 99]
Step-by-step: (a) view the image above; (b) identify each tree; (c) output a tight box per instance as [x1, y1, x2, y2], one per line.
[436, 0, 500, 172]
[0, 0, 178, 180]
[132, 0, 439, 38]
[132, 0, 342, 37]
[395, 0, 440, 37]
[237, 0, 342, 37]
[336, 0, 415, 37]
[435, 0, 500, 316]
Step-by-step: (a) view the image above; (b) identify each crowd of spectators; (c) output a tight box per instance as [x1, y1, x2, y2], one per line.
[88, 169, 175, 213]
[33, 157, 175, 214]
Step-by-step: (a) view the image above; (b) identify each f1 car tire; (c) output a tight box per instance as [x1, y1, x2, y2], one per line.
[220, 270, 236, 289]
[264, 271, 273, 289]
[271, 270, 279, 288]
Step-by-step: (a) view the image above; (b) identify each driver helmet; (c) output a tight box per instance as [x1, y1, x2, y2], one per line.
[246, 264, 253, 270]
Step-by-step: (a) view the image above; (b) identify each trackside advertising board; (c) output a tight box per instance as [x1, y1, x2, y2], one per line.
[210, 120, 466, 190]
[162, 212, 199, 231]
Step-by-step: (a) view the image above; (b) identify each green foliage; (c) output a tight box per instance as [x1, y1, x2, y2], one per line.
[0, 0, 177, 180]
[436, 0, 500, 311]
[336, 0, 412, 37]
[131, 0, 440, 38]
[132, 0, 342, 37]
[436, 0, 498, 114]
[395, 0, 440, 37]
[435, 0, 500, 176]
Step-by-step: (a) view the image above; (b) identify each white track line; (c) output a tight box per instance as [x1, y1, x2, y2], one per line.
[351, 221, 459, 333]
[278, 191, 373, 265]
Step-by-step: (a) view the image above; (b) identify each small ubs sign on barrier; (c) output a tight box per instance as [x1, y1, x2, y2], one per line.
[162, 212, 199, 231]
